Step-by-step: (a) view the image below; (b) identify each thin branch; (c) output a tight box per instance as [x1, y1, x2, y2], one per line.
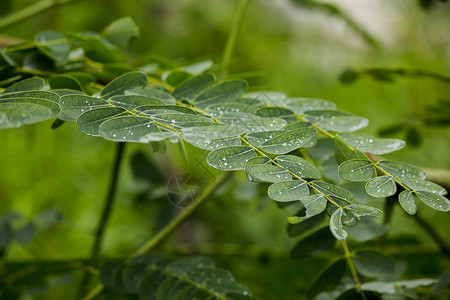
[77, 142, 126, 299]
[342, 240, 367, 300]
[221, 0, 250, 74]
[82, 172, 233, 300]
[0, 0, 79, 31]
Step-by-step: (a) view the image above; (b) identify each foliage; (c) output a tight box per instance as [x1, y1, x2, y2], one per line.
[0, 2, 449, 300]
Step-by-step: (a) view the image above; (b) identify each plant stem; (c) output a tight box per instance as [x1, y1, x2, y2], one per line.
[0, 0, 79, 31]
[412, 213, 450, 258]
[77, 142, 126, 299]
[221, 0, 250, 74]
[82, 172, 233, 300]
[342, 240, 367, 300]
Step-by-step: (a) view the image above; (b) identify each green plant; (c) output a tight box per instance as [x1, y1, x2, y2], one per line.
[0, 2, 449, 300]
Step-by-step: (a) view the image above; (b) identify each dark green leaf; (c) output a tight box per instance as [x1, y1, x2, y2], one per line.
[100, 71, 148, 99]
[3, 77, 44, 94]
[291, 227, 336, 259]
[35, 30, 70, 63]
[77, 107, 127, 136]
[353, 250, 395, 278]
[307, 258, 346, 299]
[193, 80, 247, 109]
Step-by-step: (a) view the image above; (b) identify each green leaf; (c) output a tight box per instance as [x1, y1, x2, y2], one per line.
[257, 127, 316, 154]
[207, 146, 256, 171]
[415, 191, 450, 212]
[228, 117, 287, 132]
[288, 194, 327, 223]
[334, 138, 367, 164]
[100, 71, 148, 99]
[245, 156, 271, 182]
[108, 95, 165, 110]
[248, 164, 292, 183]
[35, 30, 70, 63]
[285, 97, 337, 114]
[193, 79, 247, 109]
[49, 75, 83, 91]
[345, 205, 382, 219]
[243, 91, 286, 104]
[365, 175, 397, 198]
[303, 109, 351, 124]
[311, 181, 360, 204]
[0, 103, 51, 129]
[255, 106, 297, 123]
[307, 258, 346, 299]
[102, 16, 139, 47]
[319, 116, 369, 132]
[276, 155, 321, 179]
[135, 105, 196, 115]
[187, 137, 241, 151]
[99, 116, 162, 142]
[126, 87, 175, 105]
[172, 73, 215, 101]
[329, 208, 347, 240]
[340, 133, 405, 154]
[77, 107, 127, 136]
[68, 32, 116, 63]
[353, 250, 395, 278]
[151, 113, 214, 128]
[287, 206, 325, 237]
[179, 60, 214, 75]
[361, 279, 435, 294]
[377, 160, 427, 180]
[0, 91, 60, 117]
[60, 94, 109, 119]
[268, 180, 309, 202]
[290, 227, 336, 259]
[3, 77, 44, 94]
[398, 190, 417, 215]
[345, 217, 387, 242]
[398, 177, 446, 195]
[162, 70, 192, 87]
[134, 256, 251, 299]
[206, 103, 256, 118]
[338, 159, 375, 182]
[137, 131, 179, 143]
[182, 125, 246, 144]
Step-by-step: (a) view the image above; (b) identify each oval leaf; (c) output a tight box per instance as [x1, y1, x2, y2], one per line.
[193, 80, 247, 109]
[276, 155, 322, 179]
[268, 180, 309, 202]
[99, 116, 160, 142]
[77, 107, 127, 136]
[248, 164, 292, 183]
[398, 190, 417, 215]
[207, 146, 256, 171]
[415, 191, 450, 212]
[100, 71, 148, 99]
[365, 176, 397, 198]
[338, 159, 375, 182]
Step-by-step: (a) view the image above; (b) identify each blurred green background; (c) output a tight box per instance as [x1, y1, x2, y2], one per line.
[0, 0, 449, 299]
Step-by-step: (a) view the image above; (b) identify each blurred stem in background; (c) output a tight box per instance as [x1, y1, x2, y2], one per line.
[0, 0, 80, 31]
[221, 0, 250, 75]
[77, 142, 126, 299]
